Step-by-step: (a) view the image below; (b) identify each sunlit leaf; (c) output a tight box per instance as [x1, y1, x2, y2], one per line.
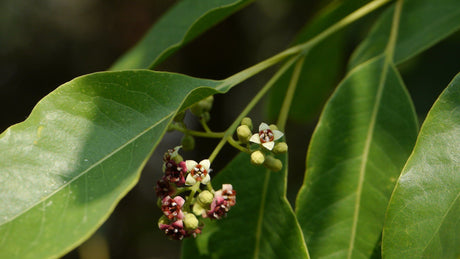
[110, 0, 253, 70]
[295, 55, 418, 258]
[182, 153, 309, 259]
[382, 72, 460, 259]
[0, 70, 240, 258]
[349, 0, 460, 68]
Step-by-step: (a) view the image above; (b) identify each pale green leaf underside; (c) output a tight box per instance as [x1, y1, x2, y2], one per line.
[182, 153, 309, 259]
[382, 72, 460, 259]
[0, 70, 238, 258]
[296, 56, 418, 259]
[349, 0, 460, 68]
[110, 0, 253, 70]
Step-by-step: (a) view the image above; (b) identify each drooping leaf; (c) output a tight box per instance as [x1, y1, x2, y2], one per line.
[0, 70, 241, 258]
[382, 72, 460, 259]
[295, 55, 418, 258]
[349, 0, 460, 68]
[110, 0, 253, 70]
[182, 153, 309, 259]
[267, 0, 372, 123]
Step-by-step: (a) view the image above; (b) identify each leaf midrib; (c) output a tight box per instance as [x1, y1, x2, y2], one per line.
[347, 58, 389, 259]
[253, 169, 271, 259]
[1, 111, 174, 226]
[347, 0, 403, 256]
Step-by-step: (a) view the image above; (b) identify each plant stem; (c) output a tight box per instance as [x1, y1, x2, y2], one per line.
[218, 0, 393, 90]
[227, 137, 250, 154]
[169, 123, 224, 138]
[200, 118, 212, 133]
[208, 56, 300, 163]
[276, 55, 305, 131]
[208, 0, 393, 162]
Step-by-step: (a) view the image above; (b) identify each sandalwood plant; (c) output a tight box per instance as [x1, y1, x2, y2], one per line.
[1, 0, 460, 258]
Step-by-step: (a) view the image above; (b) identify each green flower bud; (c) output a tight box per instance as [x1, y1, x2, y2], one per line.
[183, 213, 199, 230]
[190, 104, 203, 116]
[190, 96, 214, 116]
[181, 135, 195, 151]
[269, 124, 279, 131]
[158, 215, 169, 226]
[273, 142, 288, 154]
[172, 154, 184, 164]
[201, 95, 214, 111]
[250, 150, 265, 165]
[241, 117, 253, 130]
[237, 125, 252, 143]
[193, 202, 205, 216]
[201, 111, 211, 122]
[197, 190, 214, 206]
[263, 156, 283, 172]
[173, 111, 185, 122]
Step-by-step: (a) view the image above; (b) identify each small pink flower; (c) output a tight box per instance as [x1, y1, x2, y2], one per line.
[249, 123, 284, 150]
[155, 178, 176, 198]
[159, 220, 187, 240]
[164, 160, 187, 186]
[215, 184, 236, 207]
[185, 159, 211, 185]
[205, 196, 229, 220]
[161, 196, 185, 220]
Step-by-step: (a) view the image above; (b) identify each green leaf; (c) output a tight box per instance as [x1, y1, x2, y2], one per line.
[295, 55, 418, 258]
[110, 0, 253, 70]
[382, 72, 460, 259]
[349, 0, 460, 68]
[182, 153, 309, 259]
[0, 70, 240, 258]
[267, 0, 372, 123]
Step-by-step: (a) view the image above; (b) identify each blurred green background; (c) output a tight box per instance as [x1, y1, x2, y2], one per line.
[1, 0, 459, 258]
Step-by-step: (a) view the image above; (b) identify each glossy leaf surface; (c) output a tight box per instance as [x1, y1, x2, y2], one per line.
[296, 56, 418, 259]
[182, 153, 309, 259]
[111, 0, 253, 70]
[349, 0, 460, 68]
[0, 70, 239, 258]
[382, 73, 460, 259]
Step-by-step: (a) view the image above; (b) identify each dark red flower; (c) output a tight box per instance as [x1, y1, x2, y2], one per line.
[164, 160, 187, 186]
[206, 196, 229, 220]
[159, 220, 187, 240]
[155, 178, 176, 198]
[161, 196, 185, 220]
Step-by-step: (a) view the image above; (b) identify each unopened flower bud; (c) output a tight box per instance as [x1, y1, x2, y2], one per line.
[269, 124, 279, 131]
[193, 202, 205, 216]
[190, 104, 203, 116]
[197, 190, 214, 206]
[241, 117, 253, 130]
[250, 151, 265, 165]
[201, 95, 214, 111]
[172, 154, 184, 164]
[181, 135, 195, 151]
[263, 156, 283, 172]
[237, 125, 252, 143]
[158, 215, 169, 227]
[273, 142, 288, 154]
[173, 111, 185, 122]
[183, 213, 199, 230]
[201, 111, 211, 122]
[190, 96, 214, 116]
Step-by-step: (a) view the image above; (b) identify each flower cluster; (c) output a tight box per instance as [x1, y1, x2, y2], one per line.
[236, 118, 288, 172]
[156, 147, 236, 240]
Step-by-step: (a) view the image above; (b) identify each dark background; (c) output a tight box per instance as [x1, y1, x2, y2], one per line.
[1, 0, 459, 258]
